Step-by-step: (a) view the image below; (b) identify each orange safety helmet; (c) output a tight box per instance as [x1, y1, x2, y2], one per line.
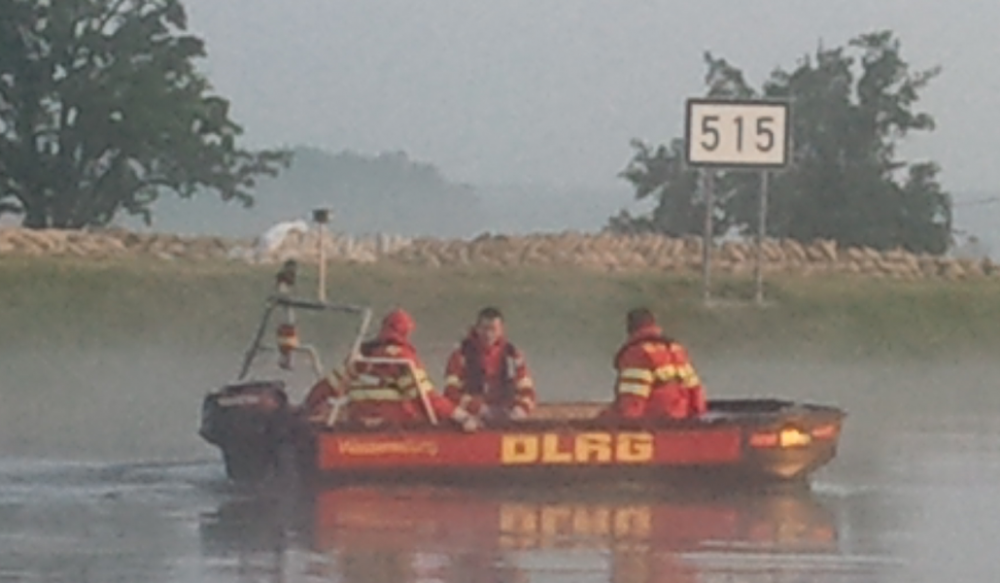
[379, 308, 416, 340]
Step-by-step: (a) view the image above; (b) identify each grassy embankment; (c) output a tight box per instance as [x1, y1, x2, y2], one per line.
[2, 255, 999, 365]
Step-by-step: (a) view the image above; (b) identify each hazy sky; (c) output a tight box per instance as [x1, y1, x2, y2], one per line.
[184, 0, 999, 198]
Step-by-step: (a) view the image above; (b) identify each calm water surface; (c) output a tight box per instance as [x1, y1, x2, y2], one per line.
[2, 353, 998, 582]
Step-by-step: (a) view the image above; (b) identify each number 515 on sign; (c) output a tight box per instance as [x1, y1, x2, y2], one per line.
[685, 99, 790, 168]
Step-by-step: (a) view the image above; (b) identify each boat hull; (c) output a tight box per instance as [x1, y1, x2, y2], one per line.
[199, 382, 844, 489]
[306, 413, 840, 488]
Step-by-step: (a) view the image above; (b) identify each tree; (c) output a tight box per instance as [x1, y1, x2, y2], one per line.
[612, 31, 953, 254]
[611, 53, 750, 238]
[0, 0, 290, 229]
[613, 138, 708, 236]
[742, 31, 951, 253]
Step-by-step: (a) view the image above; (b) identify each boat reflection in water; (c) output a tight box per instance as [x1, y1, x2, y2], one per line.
[199, 484, 839, 583]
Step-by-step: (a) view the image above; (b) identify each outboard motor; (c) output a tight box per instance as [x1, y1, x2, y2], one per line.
[199, 380, 299, 483]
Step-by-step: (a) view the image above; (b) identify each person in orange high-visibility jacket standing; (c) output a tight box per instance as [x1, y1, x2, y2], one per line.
[601, 307, 707, 420]
[302, 308, 480, 431]
[443, 307, 537, 422]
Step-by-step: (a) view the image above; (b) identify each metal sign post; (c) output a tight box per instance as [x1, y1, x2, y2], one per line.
[684, 98, 790, 305]
[754, 171, 770, 305]
[701, 169, 714, 303]
[312, 208, 332, 302]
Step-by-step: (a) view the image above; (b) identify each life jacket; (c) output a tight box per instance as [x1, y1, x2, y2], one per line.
[460, 337, 518, 404]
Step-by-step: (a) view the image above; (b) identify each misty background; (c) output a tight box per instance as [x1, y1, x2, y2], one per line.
[95, 1, 1000, 256]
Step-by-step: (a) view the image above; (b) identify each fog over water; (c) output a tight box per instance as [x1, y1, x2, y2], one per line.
[2, 340, 998, 581]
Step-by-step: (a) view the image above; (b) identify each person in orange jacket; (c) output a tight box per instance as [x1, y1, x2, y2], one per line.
[600, 307, 707, 420]
[443, 307, 537, 422]
[303, 308, 480, 431]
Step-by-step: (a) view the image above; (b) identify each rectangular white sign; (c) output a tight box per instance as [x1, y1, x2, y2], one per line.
[685, 99, 790, 168]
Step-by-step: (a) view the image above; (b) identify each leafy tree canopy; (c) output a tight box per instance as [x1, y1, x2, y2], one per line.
[613, 30, 952, 254]
[0, 0, 290, 229]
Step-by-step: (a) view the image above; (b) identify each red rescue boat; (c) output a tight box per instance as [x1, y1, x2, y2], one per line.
[198, 264, 846, 490]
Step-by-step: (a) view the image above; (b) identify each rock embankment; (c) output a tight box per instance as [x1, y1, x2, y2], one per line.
[0, 227, 995, 280]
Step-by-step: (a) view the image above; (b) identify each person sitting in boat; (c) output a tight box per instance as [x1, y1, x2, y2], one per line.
[302, 308, 481, 431]
[442, 306, 537, 422]
[599, 307, 707, 420]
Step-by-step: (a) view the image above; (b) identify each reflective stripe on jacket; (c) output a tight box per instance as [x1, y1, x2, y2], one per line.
[344, 339, 429, 403]
[612, 324, 706, 419]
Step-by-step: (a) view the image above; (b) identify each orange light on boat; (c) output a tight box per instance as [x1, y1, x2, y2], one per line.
[749, 432, 779, 448]
[778, 427, 812, 447]
[750, 426, 814, 449]
[811, 424, 838, 439]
